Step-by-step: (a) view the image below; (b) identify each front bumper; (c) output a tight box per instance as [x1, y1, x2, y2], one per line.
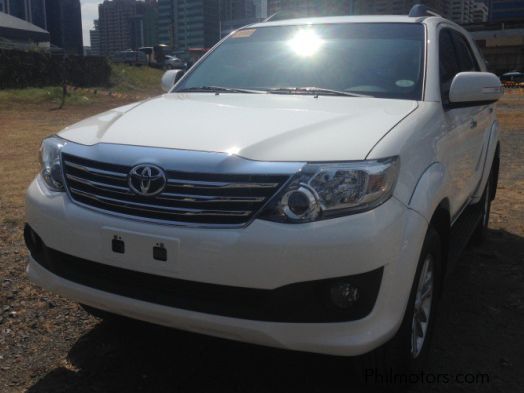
[25, 176, 428, 356]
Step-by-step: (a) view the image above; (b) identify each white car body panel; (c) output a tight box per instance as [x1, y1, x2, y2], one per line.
[26, 174, 429, 356]
[58, 94, 418, 162]
[25, 14, 501, 357]
[27, 176, 408, 288]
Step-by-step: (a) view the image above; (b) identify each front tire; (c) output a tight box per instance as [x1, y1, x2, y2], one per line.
[357, 227, 442, 384]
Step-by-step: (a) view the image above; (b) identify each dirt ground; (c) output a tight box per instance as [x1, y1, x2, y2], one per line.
[0, 92, 523, 393]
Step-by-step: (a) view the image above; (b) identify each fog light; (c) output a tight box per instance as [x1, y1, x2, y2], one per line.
[330, 282, 359, 309]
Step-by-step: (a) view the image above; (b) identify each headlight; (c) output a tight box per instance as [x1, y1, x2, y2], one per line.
[259, 157, 399, 223]
[39, 136, 66, 192]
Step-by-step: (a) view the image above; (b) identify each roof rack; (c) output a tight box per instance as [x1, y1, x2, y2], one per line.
[408, 4, 442, 18]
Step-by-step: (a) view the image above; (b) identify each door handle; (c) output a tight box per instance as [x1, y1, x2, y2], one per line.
[470, 119, 478, 129]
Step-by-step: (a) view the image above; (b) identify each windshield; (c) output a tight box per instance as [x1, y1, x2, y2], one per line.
[176, 23, 425, 100]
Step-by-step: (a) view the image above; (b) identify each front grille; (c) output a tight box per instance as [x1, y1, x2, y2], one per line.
[62, 153, 289, 227]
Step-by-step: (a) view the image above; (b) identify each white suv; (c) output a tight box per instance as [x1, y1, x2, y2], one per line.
[25, 6, 502, 373]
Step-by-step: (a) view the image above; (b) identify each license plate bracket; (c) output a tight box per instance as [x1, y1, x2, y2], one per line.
[101, 227, 180, 273]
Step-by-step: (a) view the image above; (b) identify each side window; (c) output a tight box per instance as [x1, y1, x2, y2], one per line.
[450, 31, 481, 72]
[439, 29, 460, 105]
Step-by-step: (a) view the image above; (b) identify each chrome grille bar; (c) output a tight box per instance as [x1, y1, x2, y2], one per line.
[62, 152, 291, 226]
[70, 188, 253, 217]
[64, 160, 127, 180]
[167, 178, 280, 189]
[66, 174, 131, 193]
[158, 193, 266, 204]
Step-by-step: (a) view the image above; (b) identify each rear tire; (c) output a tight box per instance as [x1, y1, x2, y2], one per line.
[355, 227, 442, 386]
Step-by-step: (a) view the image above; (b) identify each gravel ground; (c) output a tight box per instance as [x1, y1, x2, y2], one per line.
[0, 96, 523, 393]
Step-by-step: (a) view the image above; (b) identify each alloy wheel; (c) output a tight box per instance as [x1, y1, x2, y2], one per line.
[411, 255, 434, 358]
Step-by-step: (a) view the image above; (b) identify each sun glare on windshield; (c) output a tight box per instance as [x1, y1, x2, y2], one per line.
[287, 29, 324, 57]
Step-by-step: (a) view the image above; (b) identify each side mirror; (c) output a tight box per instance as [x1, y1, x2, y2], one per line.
[161, 69, 185, 92]
[449, 72, 503, 106]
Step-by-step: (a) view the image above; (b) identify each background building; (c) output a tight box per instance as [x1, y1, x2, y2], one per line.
[350, 0, 486, 22]
[467, 20, 524, 73]
[221, 0, 256, 21]
[489, 0, 524, 22]
[1, 0, 48, 29]
[220, 0, 262, 37]
[449, 0, 475, 23]
[158, 0, 263, 46]
[89, 19, 101, 55]
[157, 0, 176, 47]
[472, 1, 489, 22]
[97, 0, 158, 55]
[98, 0, 137, 55]
[1, 0, 84, 53]
[446, 0, 488, 23]
[0, 10, 49, 49]
[130, 0, 158, 48]
[268, 0, 354, 17]
[169, 0, 220, 50]
[46, 0, 83, 54]
[3, 0, 30, 21]
[254, 0, 268, 18]
[28, 0, 47, 29]
[142, 0, 159, 46]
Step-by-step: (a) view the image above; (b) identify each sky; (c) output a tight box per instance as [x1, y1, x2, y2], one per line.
[81, 0, 103, 47]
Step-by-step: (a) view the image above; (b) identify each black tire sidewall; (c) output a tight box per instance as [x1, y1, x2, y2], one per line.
[382, 227, 443, 375]
[356, 227, 443, 387]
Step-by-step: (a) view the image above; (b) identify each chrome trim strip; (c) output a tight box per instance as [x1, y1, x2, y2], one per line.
[167, 178, 279, 189]
[70, 188, 253, 217]
[68, 173, 266, 203]
[66, 174, 131, 193]
[158, 192, 265, 203]
[61, 199, 251, 229]
[64, 160, 127, 180]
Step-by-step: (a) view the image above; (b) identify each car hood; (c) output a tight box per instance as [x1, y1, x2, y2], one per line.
[59, 93, 418, 162]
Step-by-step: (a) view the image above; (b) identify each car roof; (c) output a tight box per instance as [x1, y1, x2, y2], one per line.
[250, 15, 442, 28]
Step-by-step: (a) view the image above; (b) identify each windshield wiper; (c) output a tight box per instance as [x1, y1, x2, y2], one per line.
[267, 87, 371, 98]
[177, 86, 265, 94]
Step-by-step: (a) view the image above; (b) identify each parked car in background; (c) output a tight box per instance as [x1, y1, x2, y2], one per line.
[110, 50, 148, 66]
[139, 45, 169, 68]
[501, 71, 524, 88]
[164, 55, 187, 70]
[26, 5, 502, 378]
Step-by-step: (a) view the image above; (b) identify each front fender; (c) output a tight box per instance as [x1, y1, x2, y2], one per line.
[408, 162, 449, 222]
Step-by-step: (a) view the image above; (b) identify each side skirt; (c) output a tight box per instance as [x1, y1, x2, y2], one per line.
[447, 202, 483, 272]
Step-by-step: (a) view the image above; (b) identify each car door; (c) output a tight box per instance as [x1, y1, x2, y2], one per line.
[438, 27, 488, 218]
[450, 29, 493, 202]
